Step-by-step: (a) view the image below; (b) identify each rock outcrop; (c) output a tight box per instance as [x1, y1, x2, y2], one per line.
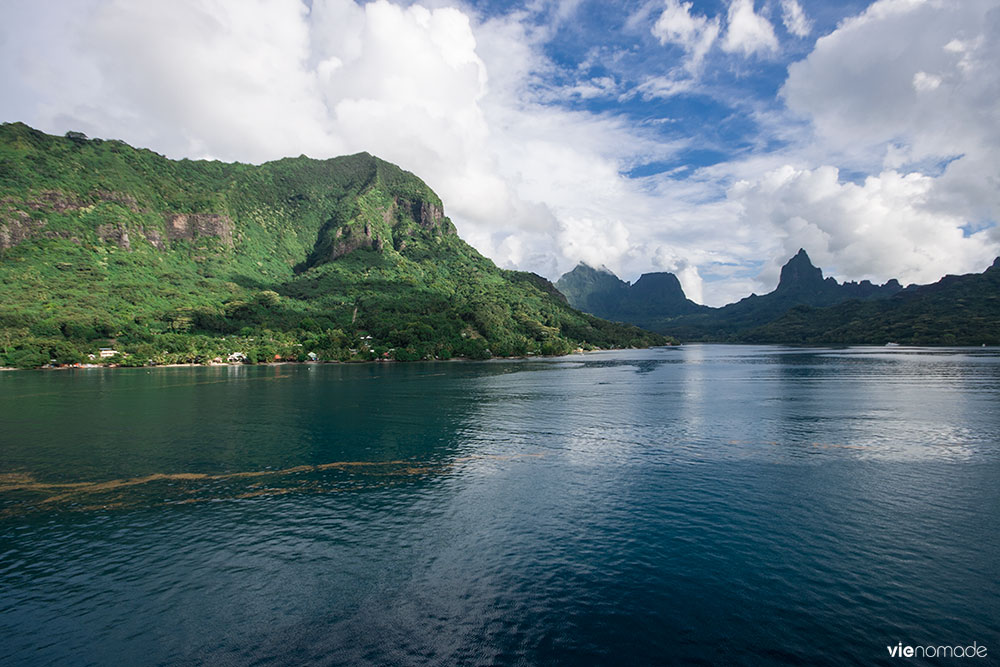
[96, 224, 131, 250]
[164, 213, 234, 247]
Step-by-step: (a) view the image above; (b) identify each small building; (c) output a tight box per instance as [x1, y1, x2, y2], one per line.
[307, 352, 318, 361]
[227, 352, 247, 363]
[98, 348, 118, 359]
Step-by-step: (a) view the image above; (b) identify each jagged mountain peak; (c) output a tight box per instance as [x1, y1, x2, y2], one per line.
[555, 265, 706, 323]
[776, 248, 824, 292]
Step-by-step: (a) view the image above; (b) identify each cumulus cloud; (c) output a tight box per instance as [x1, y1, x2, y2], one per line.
[778, 0, 1000, 278]
[651, 245, 705, 304]
[80, 0, 332, 161]
[644, 0, 782, 99]
[730, 165, 997, 289]
[721, 0, 778, 56]
[783, 0, 998, 166]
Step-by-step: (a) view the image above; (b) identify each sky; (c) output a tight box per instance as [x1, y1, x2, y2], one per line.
[2, 0, 998, 306]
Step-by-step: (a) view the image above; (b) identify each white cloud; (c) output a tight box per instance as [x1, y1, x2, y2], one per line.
[563, 75, 619, 100]
[633, 75, 696, 100]
[721, 0, 778, 56]
[651, 245, 705, 304]
[79, 0, 333, 161]
[780, 0, 811, 38]
[782, 0, 1000, 235]
[911, 71, 941, 92]
[650, 0, 720, 73]
[0, 0, 700, 291]
[557, 217, 632, 271]
[729, 165, 997, 290]
[0, 0, 997, 311]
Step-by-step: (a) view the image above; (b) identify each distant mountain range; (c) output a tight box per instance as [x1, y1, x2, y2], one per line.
[553, 263, 708, 326]
[0, 123, 668, 368]
[556, 250, 1000, 345]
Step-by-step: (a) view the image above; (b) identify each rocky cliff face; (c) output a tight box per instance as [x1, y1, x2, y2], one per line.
[330, 222, 382, 260]
[0, 209, 41, 251]
[96, 223, 131, 250]
[296, 164, 457, 272]
[413, 199, 445, 229]
[164, 213, 234, 247]
[1, 190, 89, 250]
[391, 196, 453, 238]
[0, 189, 234, 252]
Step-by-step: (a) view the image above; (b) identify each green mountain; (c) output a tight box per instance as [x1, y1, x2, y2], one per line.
[660, 249, 903, 339]
[743, 258, 1000, 346]
[0, 123, 669, 368]
[554, 264, 629, 317]
[554, 249, 998, 344]
[555, 263, 708, 328]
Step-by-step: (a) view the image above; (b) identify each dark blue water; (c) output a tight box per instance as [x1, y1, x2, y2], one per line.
[1, 345, 998, 665]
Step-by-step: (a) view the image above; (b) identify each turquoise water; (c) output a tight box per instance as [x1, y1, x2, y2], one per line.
[1, 345, 998, 665]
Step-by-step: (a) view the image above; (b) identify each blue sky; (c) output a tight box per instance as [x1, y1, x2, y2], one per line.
[474, 1, 853, 165]
[2, 0, 998, 305]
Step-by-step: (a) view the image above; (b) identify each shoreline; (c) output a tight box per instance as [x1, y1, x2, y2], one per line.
[0, 347, 640, 372]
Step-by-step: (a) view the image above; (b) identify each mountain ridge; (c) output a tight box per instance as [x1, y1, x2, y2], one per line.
[0, 122, 670, 367]
[742, 257, 1000, 345]
[554, 263, 708, 329]
[555, 249, 997, 345]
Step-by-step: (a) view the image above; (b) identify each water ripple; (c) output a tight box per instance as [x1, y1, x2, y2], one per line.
[1, 346, 998, 665]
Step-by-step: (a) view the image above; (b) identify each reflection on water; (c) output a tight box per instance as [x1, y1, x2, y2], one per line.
[1, 345, 998, 665]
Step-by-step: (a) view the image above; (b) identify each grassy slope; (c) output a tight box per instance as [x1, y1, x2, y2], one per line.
[0, 123, 669, 367]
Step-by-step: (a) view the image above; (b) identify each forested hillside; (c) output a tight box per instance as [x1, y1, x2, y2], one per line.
[0, 123, 669, 367]
[555, 249, 998, 345]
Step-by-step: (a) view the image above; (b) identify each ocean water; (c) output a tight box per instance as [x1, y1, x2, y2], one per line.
[1, 345, 998, 665]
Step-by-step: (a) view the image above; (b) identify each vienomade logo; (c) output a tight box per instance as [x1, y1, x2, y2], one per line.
[887, 642, 988, 659]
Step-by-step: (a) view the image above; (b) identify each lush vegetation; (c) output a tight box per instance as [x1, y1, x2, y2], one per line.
[551, 249, 995, 345]
[555, 263, 708, 330]
[741, 259, 1000, 346]
[0, 123, 670, 368]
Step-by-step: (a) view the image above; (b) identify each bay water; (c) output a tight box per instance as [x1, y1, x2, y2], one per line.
[1, 345, 998, 665]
